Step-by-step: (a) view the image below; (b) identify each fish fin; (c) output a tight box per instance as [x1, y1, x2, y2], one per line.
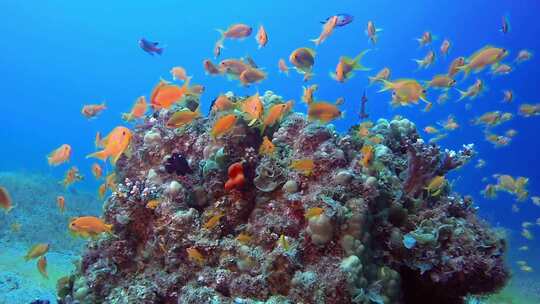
[378, 79, 394, 92]
[329, 72, 337, 81]
[86, 150, 108, 161]
[309, 38, 321, 46]
[456, 89, 468, 101]
[105, 224, 114, 234]
[352, 49, 371, 70]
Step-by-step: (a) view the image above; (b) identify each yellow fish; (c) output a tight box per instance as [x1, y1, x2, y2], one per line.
[24, 243, 49, 261]
[290, 159, 315, 176]
[259, 136, 275, 156]
[186, 247, 205, 265]
[304, 207, 324, 219]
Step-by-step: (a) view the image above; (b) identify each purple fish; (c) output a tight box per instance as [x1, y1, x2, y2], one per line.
[138, 38, 164, 56]
[321, 14, 354, 27]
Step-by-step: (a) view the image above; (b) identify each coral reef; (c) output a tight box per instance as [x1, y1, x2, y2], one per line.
[60, 91, 508, 304]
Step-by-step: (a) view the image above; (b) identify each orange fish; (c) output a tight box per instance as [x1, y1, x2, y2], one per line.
[105, 172, 117, 191]
[37, 256, 48, 279]
[235, 233, 252, 244]
[122, 96, 147, 122]
[69, 216, 113, 238]
[290, 159, 314, 176]
[203, 59, 221, 75]
[241, 93, 264, 125]
[439, 115, 460, 131]
[170, 66, 189, 81]
[204, 212, 224, 230]
[166, 108, 200, 128]
[360, 144, 374, 167]
[263, 103, 289, 129]
[95, 132, 102, 149]
[289, 47, 316, 78]
[447, 57, 466, 78]
[304, 207, 324, 219]
[98, 183, 107, 200]
[278, 58, 289, 75]
[368, 67, 391, 86]
[150, 78, 190, 110]
[302, 84, 318, 105]
[308, 101, 342, 122]
[416, 31, 433, 47]
[219, 59, 251, 78]
[57, 196, 65, 213]
[0, 186, 13, 213]
[458, 46, 508, 77]
[518, 103, 540, 117]
[239, 68, 267, 86]
[331, 50, 370, 82]
[91, 163, 103, 179]
[61, 166, 83, 188]
[440, 39, 451, 57]
[211, 114, 238, 138]
[186, 247, 205, 265]
[87, 126, 132, 164]
[259, 136, 275, 156]
[414, 50, 436, 69]
[47, 144, 71, 166]
[255, 25, 268, 48]
[188, 84, 205, 96]
[81, 103, 106, 119]
[311, 15, 338, 45]
[425, 75, 456, 90]
[366, 20, 381, 44]
[212, 95, 235, 113]
[24, 243, 49, 261]
[217, 23, 252, 41]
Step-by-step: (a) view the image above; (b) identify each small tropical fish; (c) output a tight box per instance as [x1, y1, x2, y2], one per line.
[437, 92, 450, 105]
[424, 74, 456, 90]
[150, 78, 190, 110]
[69, 216, 113, 238]
[213, 40, 223, 58]
[447, 57, 466, 78]
[515, 49, 533, 64]
[368, 67, 391, 86]
[170, 66, 189, 81]
[0, 187, 14, 213]
[531, 196, 540, 207]
[235, 233, 252, 244]
[87, 126, 132, 164]
[211, 114, 238, 138]
[57, 196, 65, 213]
[366, 20, 382, 44]
[490, 63, 512, 76]
[304, 207, 324, 220]
[413, 50, 436, 69]
[95, 132, 102, 149]
[217, 24, 252, 42]
[520, 265, 534, 273]
[186, 247, 205, 265]
[423, 126, 439, 134]
[522, 221, 533, 229]
[139, 38, 164, 56]
[166, 108, 200, 128]
[331, 50, 371, 82]
[277, 234, 290, 250]
[278, 58, 289, 75]
[289, 47, 316, 79]
[500, 15, 510, 34]
[360, 144, 374, 167]
[481, 184, 498, 199]
[47, 144, 72, 166]
[61, 166, 83, 188]
[502, 90, 513, 103]
[239, 68, 267, 86]
[475, 159, 486, 169]
[311, 15, 338, 46]
[308, 101, 342, 122]
[516, 261, 527, 266]
[122, 96, 147, 122]
[456, 79, 484, 101]
[241, 93, 264, 125]
[425, 176, 446, 196]
[259, 136, 275, 156]
[146, 199, 160, 210]
[458, 46, 508, 77]
[37, 256, 48, 279]
[439, 115, 459, 131]
[485, 133, 512, 148]
[262, 102, 290, 130]
[106, 172, 117, 191]
[518, 246, 529, 251]
[255, 25, 268, 48]
[188, 84, 205, 96]
[290, 159, 315, 176]
[321, 13, 354, 27]
[98, 183, 107, 200]
[358, 121, 373, 138]
[518, 103, 540, 117]
[211, 95, 235, 113]
[91, 163, 102, 179]
[81, 103, 106, 119]
[203, 59, 221, 75]
[24, 243, 49, 261]
[380, 79, 430, 109]
[521, 229, 534, 240]
[302, 84, 318, 105]
[203, 212, 224, 230]
[440, 39, 451, 57]
[416, 31, 433, 47]
[472, 111, 513, 128]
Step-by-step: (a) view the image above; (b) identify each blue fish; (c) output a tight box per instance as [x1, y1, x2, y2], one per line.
[321, 14, 354, 27]
[138, 38, 164, 56]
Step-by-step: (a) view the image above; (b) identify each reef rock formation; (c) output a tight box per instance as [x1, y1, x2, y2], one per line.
[60, 91, 508, 304]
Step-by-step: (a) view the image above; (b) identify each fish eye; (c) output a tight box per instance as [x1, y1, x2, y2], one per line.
[422, 89, 427, 94]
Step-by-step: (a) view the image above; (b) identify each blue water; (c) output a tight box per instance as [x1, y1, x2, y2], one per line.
[2, 0, 540, 300]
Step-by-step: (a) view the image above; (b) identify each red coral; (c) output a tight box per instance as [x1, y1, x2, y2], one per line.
[224, 161, 245, 191]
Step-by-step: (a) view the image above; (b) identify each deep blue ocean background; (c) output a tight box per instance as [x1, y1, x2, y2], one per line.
[1, 0, 540, 301]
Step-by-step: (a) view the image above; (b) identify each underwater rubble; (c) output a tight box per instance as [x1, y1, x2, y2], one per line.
[60, 91, 509, 304]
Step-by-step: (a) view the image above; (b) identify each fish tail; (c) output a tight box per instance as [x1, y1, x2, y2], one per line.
[378, 79, 394, 93]
[105, 224, 114, 233]
[367, 76, 376, 86]
[352, 49, 371, 71]
[86, 150, 108, 161]
[309, 37, 321, 46]
[457, 65, 470, 79]
[121, 113, 131, 122]
[155, 47, 163, 55]
[456, 89, 468, 101]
